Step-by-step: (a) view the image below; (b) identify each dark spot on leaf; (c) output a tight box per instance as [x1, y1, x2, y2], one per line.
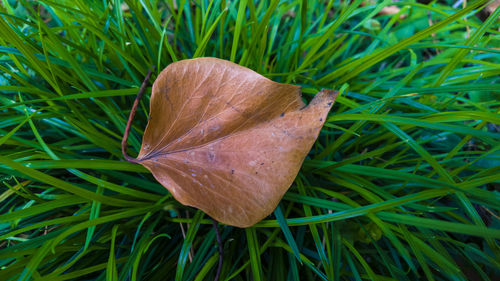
[327, 102, 332, 106]
[261, 163, 264, 165]
[280, 112, 285, 117]
[208, 151, 215, 162]
[320, 118, 323, 121]
[231, 169, 235, 174]
[255, 172, 258, 174]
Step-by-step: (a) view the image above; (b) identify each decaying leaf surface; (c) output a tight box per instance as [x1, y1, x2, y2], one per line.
[135, 58, 337, 227]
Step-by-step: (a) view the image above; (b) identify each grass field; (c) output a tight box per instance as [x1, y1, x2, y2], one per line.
[0, 0, 499, 280]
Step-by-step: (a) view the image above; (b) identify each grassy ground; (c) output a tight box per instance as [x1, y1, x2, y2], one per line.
[0, 0, 499, 280]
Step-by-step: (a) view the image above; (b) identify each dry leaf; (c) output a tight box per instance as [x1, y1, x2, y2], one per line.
[129, 58, 337, 227]
[476, 0, 500, 21]
[360, 1, 407, 19]
[379, 6, 404, 17]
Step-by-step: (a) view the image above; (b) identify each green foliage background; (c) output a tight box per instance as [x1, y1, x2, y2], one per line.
[0, 0, 499, 280]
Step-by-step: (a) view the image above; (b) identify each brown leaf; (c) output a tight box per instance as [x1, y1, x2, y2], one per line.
[476, 0, 500, 22]
[132, 58, 336, 227]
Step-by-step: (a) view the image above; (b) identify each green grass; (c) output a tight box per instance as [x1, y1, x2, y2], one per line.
[1, 0, 499, 280]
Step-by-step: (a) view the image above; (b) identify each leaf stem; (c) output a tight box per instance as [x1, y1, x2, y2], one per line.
[122, 67, 155, 163]
[212, 218, 223, 281]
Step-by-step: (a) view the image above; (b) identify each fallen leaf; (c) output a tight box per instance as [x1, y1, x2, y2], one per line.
[379, 5, 401, 15]
[128, 58, 337, 227]
[360, 1, 407, 19]
[476, 0, 500, 21]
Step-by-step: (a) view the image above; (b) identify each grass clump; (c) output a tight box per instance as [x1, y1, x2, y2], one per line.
[0, 0, 499, 280]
